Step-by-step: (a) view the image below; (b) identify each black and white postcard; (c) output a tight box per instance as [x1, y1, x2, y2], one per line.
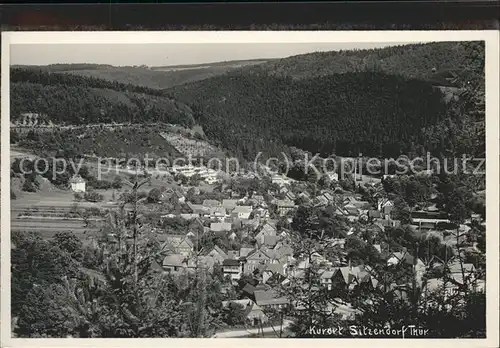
[1, 31, 499, 348]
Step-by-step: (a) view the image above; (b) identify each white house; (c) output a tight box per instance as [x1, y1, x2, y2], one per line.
[70, 175, 86, 193]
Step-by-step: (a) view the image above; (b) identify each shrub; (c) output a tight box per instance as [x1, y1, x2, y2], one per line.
[111, 176, 123, 189]
[11, 190, 17, 200]
[147, 188, 162, 203]
[22, 174, 39, 192]
[74, 192, 83, 201]
[89, 179, 112, 190]
[84, 191, 104, 203]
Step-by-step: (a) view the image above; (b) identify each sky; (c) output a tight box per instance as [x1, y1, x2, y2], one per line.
[10, 42, 413, 67]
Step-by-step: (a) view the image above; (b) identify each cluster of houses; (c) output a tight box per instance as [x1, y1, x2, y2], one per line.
[109, 165, 485, 328]
[170, 165, 221, 184]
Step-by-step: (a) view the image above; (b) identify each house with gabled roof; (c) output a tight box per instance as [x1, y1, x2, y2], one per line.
[387, 250, 426, 286]
[253, 207, 269, 219]
[70, 174, 86, 193]
[239, 247, 254, 258]
[188, 217, 205, 235]
[242, 218, 261, 232]
[150, 259, 165, 273]
[285, 191, 296, 202]
[174, 190, 186, 203]
[221, 299, 268, 326]
[322, 191, 334, 203]
[273, 243, 294, 260]
[244, 248, 272, 274]
[368, 209, 381, 219]
[387, 250, 424, 267]
[222, 199, 238, 211]
[374, 217, 400, 228]
[180, 213, 200, 220]
[337, 266, 355, 287]
[253, 289, 289, 309]
[313, 195, 329, 207]
[263, 235, 278, 248]
[447, 258, 476, 276]
[277, 199, 297, 216]
[203, 199, 221, 208]
[210, 206, 227, 220]
[186, 255, 216, 272]
[205, 245, 228, 264]
[320, 270, 337, 290]
[350, 265, 371, 284]
[187, 202, 211, 216]
[210, 222, 232, 233]
[262, 262, 288, 284]
[298, 191, 311, 200]
[255, 222, 277, 245]
[162, 253, 187, 272]
[162, 235, 194, 256]
[377, 198, 394, 217]
[345, 206, 361, 222]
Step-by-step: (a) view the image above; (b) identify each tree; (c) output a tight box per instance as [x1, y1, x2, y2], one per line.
[53, 231, 84, 262]
[345, 235, 381, 266]
[147, 188, 162, 203]
[391, 197, 412, 224]
[11, 232, 81, 335]
[112, 176, 123, 189]
[339, 175, 355, 192]
[280, 235, 343, 337]
[222, 303, 246, 327]
[318, 174, 331, 189]
[446, 186, 473, 225]
[22, 174, 39, 192]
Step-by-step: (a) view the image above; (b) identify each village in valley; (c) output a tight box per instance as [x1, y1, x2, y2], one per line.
[8, 40, 487, 338]
[10, 138, 486, 337]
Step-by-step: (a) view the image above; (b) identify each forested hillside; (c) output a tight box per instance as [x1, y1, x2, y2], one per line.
[168, 41, 484, 159]
[246, 42, 473, 84]
[10, 68, 195, 126]
[13, 59, 270, 89]
[170, 71, 448, 158]
[11, 42, 484, 160]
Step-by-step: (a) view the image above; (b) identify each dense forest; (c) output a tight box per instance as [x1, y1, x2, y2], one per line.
[168, 41, 484, 159]
[247, 42, 473, 84]
[10, 69, 195, 126]
[170, 71, 448, 158]
[14, 42, 475, 90]
[11, 41, 484, 160]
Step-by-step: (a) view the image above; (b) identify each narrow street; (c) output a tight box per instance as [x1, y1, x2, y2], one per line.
[212, 319, 293, 338]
